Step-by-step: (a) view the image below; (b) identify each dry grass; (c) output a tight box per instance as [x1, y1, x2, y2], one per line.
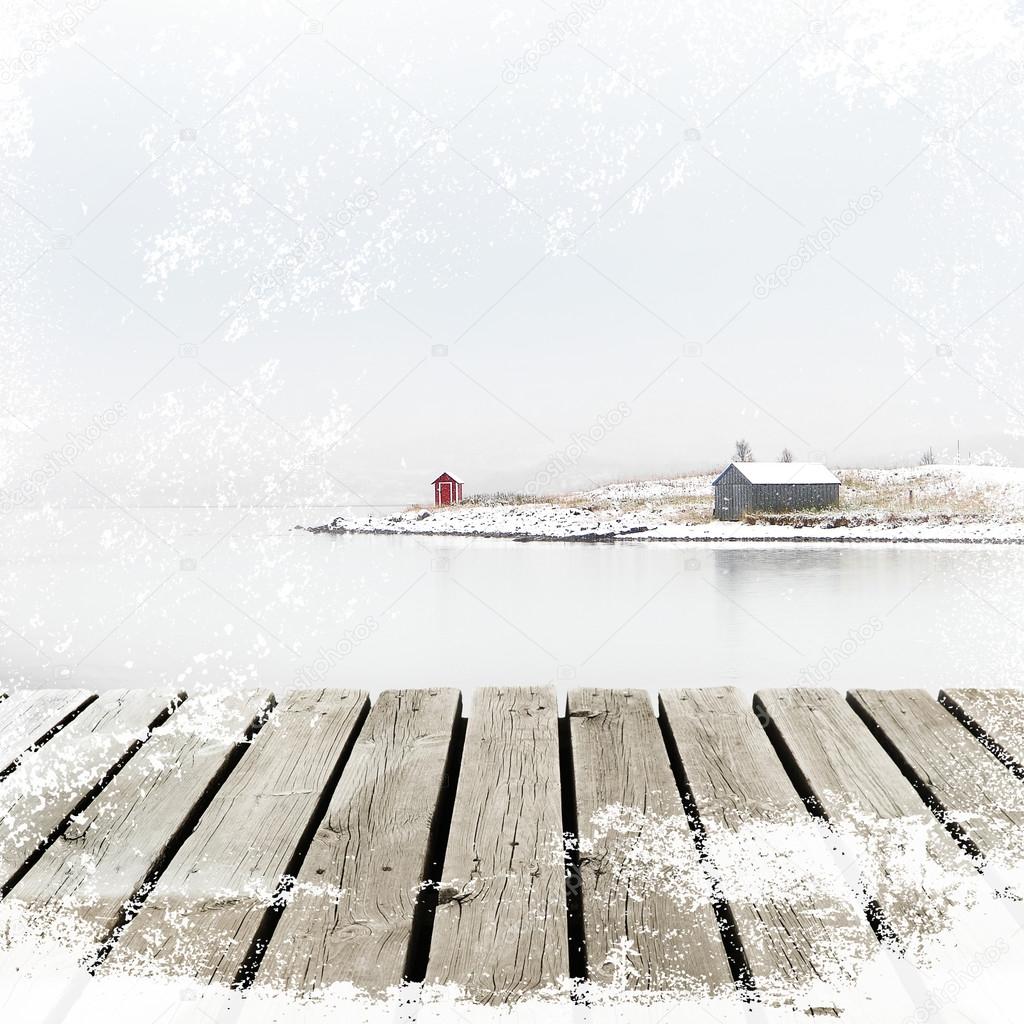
[836, 472, 995, 517]
[462, 491, 546, 506]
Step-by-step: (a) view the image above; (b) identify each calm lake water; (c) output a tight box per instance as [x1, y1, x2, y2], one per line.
[1, 509, 1021, 705]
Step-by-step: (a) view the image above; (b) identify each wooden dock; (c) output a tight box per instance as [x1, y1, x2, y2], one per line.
[0, 684, 1022, 1009]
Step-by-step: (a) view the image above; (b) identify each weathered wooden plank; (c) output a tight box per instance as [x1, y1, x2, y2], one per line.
[849, 688, 1024, 873]
[660, 688, 878, 1014]
[257, 688, 461, 995]
[0, 689, 95, 774]
[940, 687, 1024, 775]
[0, 689, 180, 892]
[106, 688, 368, 985]
[754, 688, 977, 952]
[426, 686, 568, 1004]
[567, 688, 732, 994]
[8, 690, 270, 960]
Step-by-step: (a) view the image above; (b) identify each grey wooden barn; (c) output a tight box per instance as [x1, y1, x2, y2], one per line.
[713, 462, 840, 521]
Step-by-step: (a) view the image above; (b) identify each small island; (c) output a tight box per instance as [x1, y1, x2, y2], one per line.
[309, 463, 1024, 544]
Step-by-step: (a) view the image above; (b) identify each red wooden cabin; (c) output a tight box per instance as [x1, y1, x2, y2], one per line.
[432, 472, 463, 507]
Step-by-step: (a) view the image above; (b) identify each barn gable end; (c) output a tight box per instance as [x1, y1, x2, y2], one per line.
[712, 464, 749, 487]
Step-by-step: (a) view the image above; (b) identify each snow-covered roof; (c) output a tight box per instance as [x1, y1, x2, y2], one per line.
[432, 471, 463, 484]
[714, 462, 840, 485]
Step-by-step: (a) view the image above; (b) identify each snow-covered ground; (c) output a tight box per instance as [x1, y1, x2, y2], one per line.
[314, 466, 1024, 544]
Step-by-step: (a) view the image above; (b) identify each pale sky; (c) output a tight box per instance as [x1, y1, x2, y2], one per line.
[2, 0, 1024, 507]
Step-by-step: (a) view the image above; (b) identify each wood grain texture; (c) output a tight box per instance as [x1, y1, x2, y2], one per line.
[755, 688, 974, 950]
[107, 688, 368, 985]
[11, 684, 1023, 1007]
[849, 688, 1024, 870]
[661, 688, 878, 1014]
[426, 686, 568, 1004]
[258, 688, 461, 995]
[567, 688, 732, 994]
[0, 689, 179, 892]
[0, 689, 95, 774]
[940, 687, 1024, 774]
[11, 690, 270, 956]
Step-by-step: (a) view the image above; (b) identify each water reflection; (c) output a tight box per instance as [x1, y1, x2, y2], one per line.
[1, 509, 1020, 702]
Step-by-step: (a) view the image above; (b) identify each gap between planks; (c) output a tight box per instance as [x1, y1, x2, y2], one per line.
[103, 689, 369, 986]
[0, 689, 182, 896]
[255, 688, 462, 996]
[4, 691, 272, 966]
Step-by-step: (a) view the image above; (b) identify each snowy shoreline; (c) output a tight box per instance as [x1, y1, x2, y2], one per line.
[307, 465, 1024, 545]
[307, 520, 1024, 544]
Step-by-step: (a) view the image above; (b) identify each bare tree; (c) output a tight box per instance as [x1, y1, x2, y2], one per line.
[920, 446, 937, 466]
[779, 447, 793, 463]
[733, 439, 754, 462]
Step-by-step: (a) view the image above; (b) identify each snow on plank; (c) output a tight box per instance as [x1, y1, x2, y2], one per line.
[940, 687, 1024, 775]
[660, 687, 879, 1016]
[426, 686, 568, 1004]
[755, 688, 979, 954]
[105, 689, 368, 985]
[849, 688, 1024, 883]
[0, 689, 95, 776]
[0, 689, 179, 893]
[257, 688, 461, 995]
[7, 690, 270, 962]
[567, 688, 733, 995]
